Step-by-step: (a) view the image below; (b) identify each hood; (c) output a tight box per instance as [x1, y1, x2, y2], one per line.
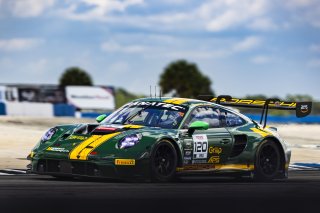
[33, 123, 174, 160]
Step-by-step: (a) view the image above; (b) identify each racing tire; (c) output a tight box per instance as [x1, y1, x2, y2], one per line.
[150, 140, 178, 182]
[253, 140, 282, 181]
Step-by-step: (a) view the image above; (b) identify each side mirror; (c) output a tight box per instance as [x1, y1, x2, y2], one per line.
[188, 121, 209, 135]
[96, 114, 107, 123]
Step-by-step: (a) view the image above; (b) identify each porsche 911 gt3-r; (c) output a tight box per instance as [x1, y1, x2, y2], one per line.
[28, 96, 312, 182]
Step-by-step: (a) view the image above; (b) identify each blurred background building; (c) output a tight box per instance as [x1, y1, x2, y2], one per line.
[0, 83, 115, 118]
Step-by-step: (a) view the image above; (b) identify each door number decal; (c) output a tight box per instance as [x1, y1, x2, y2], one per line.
[192, 134, 208, 159]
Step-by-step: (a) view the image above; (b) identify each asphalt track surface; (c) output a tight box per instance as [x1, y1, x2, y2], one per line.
[1, 171, 320, 213]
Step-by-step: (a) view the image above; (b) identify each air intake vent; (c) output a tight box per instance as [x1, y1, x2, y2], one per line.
[230, 135, 247, 157]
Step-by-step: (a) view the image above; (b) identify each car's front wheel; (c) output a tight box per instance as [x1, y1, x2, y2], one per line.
[254, 140, 282, 181]
[150, 140, 177, 182]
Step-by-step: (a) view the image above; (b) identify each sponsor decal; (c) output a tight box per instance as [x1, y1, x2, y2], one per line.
[115, 159, 135, 166]
[67, 135, 88, 140]
[183, 164, 216, 170]
[184, 140, 193, 149]
[176, 167, 184, 172]
[208, 156, 220, 164]
[46, 147, 69, 153]
[209, 146, 222, 155]
[185, 150, 192, 156]
[192, 159, 207, 164]
[184, 160, 190, 164]
[210, 98, 296, 108]
[192, 134, 208, 159]
[127, 101, 187, 111]
[301, 105, 308, 113]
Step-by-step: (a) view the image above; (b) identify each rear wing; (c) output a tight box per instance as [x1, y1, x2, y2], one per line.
[199, 95, 312, 127]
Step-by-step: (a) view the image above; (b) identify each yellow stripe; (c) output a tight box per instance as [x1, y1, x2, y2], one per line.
[77, 133, 120, 160]
[250, 127, 270, 137]
[219, 164, 254, 170]
[123, 125, 143, 129]
[69, 135, 100, 160]
[177, 164, 254, 171]
[69, 133, 120, 160]
[164, 98, 189, 105]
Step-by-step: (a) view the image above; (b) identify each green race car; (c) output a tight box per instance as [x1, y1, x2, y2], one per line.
[28, 96, 312, 181]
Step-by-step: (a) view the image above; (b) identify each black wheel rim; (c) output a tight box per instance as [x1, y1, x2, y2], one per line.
[259, 144, 279, 176]
[153, 144, 175, 177]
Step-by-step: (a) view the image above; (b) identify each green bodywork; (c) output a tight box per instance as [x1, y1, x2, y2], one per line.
[29, 97, 291, 179]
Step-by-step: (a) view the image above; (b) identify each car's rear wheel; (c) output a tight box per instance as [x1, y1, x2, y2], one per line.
[150, 140, 177, 182]
[254, 140, 281, 181]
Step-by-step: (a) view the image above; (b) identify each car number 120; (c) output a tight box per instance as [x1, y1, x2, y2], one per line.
[192, 134, 208, 159]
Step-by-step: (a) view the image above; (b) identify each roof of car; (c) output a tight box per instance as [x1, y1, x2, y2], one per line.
[132, 97, 252, 122]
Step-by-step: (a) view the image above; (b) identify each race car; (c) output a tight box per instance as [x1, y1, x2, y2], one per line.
[28, 96, 312, 182]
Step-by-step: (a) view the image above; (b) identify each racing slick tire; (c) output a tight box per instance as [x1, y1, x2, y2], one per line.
[150, 140, 178, 182]
[253, 140, 282, 181]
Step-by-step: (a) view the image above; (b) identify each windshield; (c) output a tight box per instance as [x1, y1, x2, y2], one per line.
[102, 101, 188, 129]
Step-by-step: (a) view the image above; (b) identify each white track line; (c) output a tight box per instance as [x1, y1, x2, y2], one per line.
[0, 172, 12, 175]
[3, 169, 27, 173]
[289, 144, 320, 149]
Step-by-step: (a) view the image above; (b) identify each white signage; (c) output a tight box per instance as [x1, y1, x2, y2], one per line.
[66, 86, 115, 111]
[192, 134, 208, 159]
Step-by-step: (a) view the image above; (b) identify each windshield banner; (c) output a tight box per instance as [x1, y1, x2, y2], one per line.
[126, 101, 187, 111]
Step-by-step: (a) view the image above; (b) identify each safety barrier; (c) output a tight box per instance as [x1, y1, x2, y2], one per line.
[1, 102, 76, 117]
[0, 102, 6, 115]
[53, 104, 75, 117]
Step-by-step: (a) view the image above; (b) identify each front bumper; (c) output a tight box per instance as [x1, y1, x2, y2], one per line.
[30, 158, 150, 180]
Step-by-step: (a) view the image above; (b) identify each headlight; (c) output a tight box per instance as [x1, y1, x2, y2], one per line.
[41, 128, 57, 142]
[118, 133, 142, 149]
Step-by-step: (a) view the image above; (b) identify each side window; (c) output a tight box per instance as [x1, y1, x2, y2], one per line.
[184, 107, 220, 128]
[221, 110, 246, 127]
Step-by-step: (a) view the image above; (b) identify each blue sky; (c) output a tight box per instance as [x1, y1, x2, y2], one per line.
[0, 0, 319, 100]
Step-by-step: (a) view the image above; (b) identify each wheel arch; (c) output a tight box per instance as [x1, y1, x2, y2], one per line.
[155, 137, 183, 168]
[257, 136, 286, 176]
